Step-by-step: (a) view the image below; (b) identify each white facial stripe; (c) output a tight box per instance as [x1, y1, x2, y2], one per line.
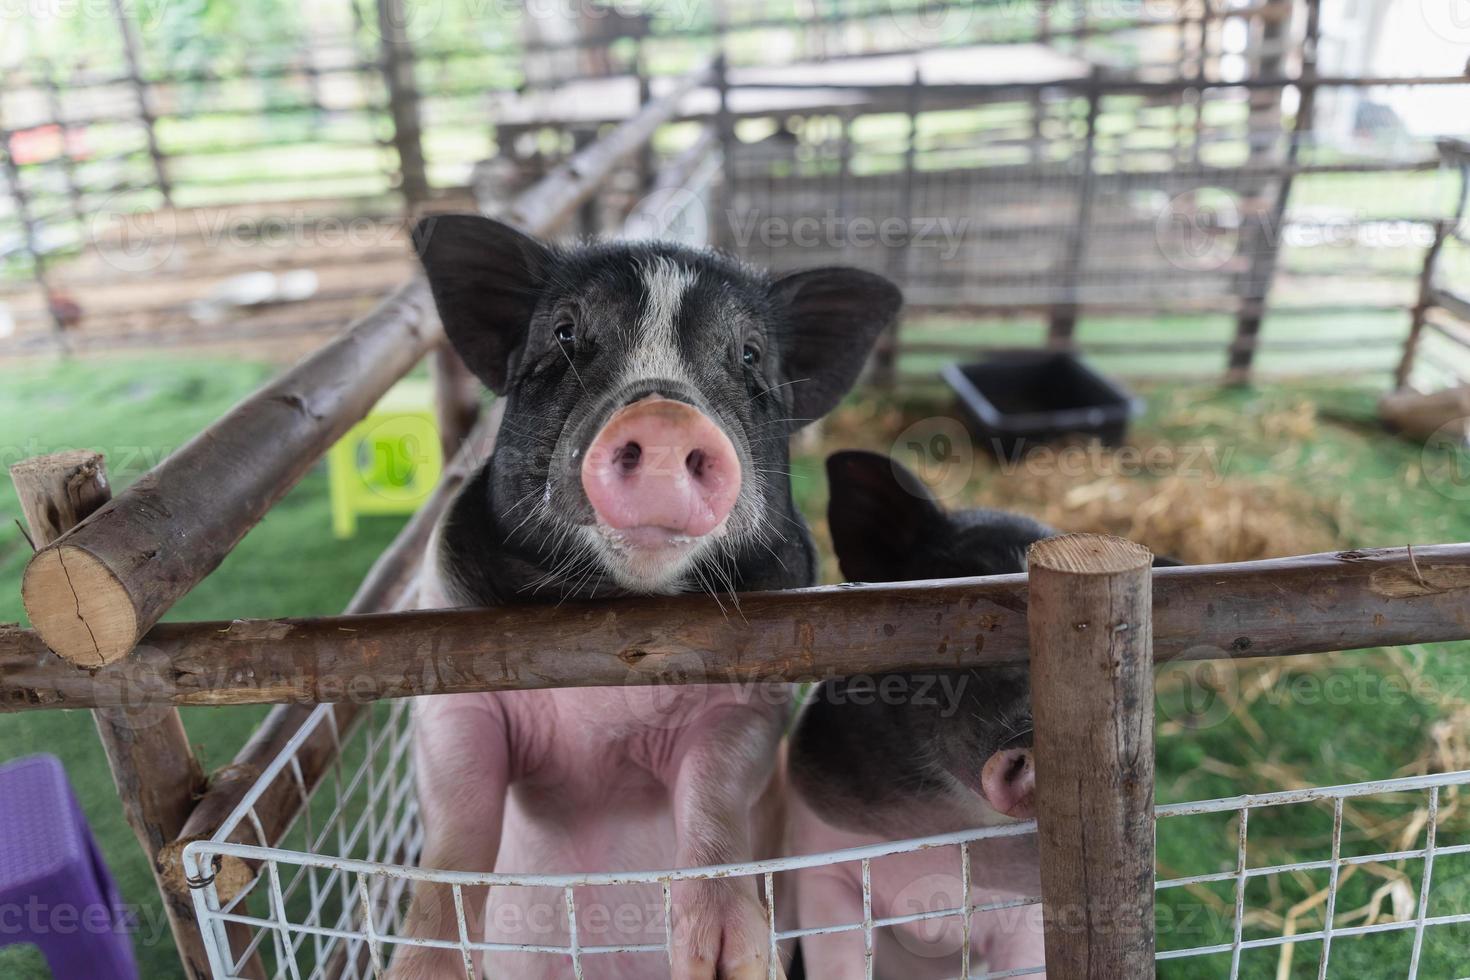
[623, 256, 696, 387]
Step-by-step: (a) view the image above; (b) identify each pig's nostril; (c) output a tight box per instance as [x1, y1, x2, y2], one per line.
[686, 448, 707, 480]
[580, 396, 742, 539]
[614, 442, 642, 474]
[1005, 754, 1029, 784]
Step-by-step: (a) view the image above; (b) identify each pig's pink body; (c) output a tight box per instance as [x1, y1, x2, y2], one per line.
[394, 565, 790, 979]
[785, 791, 1046, 979]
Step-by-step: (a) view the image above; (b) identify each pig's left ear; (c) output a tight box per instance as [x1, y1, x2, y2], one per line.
[412, 214, 553, 394]
[826, 450, 942, 582]
[769, 267, 902, 427]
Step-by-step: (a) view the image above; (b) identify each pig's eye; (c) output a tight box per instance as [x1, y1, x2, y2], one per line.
[554, 320, 576, 347]
[742, 344, 760, 367]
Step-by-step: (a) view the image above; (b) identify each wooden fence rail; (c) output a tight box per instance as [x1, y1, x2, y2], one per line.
[6, 543, 1468, 713]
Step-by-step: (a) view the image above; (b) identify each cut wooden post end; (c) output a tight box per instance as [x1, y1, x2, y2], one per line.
[9, 449, 111, 543]
[22, 544, 138, 667]
[1026, 532, 1156, 978]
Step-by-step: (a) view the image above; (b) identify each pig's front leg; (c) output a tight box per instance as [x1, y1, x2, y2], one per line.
[793, 867, 869, 980]
[666, 699, 788, 980]
[387, 694, 511, 980]
[979, 902, 1047, 978]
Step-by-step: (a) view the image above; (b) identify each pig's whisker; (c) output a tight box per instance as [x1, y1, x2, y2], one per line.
[521, 528, 592, 596]
[690, 563, 729, 620]
[500, 487, 547, 542]
[501, 487, 540, 517]
[557, 343, 588, 393]
[749, 377, 811, 403]
[752, 534, 789, 574]
[766, 509, 811, 537]
[558, 560, 597, 606]
[701, 545, 744, 621]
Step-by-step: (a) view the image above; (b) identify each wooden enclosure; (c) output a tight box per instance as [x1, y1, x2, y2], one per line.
[5, 0, 1469, 389]
[5, 4, 1470, 976]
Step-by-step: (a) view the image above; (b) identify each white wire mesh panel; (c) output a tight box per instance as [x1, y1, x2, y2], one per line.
[1155, 774, 1470, 979]
[184, 701, 1470, 979]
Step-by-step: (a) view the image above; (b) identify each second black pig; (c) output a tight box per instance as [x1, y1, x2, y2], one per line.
[786, 450, 1055, 978]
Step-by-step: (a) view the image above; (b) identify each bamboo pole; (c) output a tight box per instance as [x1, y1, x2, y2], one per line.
[874, 68, 922, 388]
[1028, 533, 1155, 976]
[5, 543, 1469, 712]
[8, 452, 250, 978]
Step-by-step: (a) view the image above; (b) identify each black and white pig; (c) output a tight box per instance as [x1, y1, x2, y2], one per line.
[788, 450, 1178, 978]
[785, 450, 1051, 979]
[390, 216, 901, 980]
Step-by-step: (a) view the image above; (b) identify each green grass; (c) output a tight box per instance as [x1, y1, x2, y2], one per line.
[1137, 385, 1470, 977]
[3, 347, 1469, 977]
[0, 355, 410, 978]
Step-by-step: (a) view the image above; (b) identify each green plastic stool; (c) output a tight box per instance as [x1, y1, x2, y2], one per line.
[328, 379, 443, 538]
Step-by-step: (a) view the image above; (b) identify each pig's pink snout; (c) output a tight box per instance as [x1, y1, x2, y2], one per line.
[581, 397, 741, 539]
[980, 747, 1036, 819]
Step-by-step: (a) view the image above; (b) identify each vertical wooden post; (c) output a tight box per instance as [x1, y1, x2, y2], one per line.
[1398, 143, 1468, 388]
[1029, 88, 1047, 167]
[10, 451, 112, 548]
[1189, 4, 1209, 165]
[634, 46, 655, 194]
[109, 0, 171, 207]
[1027, 533, 1156, 977]
[873, 69, 921, 389]
[1228, 0, 1315, 384]
[429, 343, 481, 459]
[836, 112, 853, 218]
[573, 127, 599, 237]
[0, 106, 67, 349]
[1050, 71, 1102, 349]
[712, 52, 737, 255]
[41, 61, 86, 228]
[8, 452, 243, 978]
[377, 0, 429, 209]
[1395, 222, 1450, 390]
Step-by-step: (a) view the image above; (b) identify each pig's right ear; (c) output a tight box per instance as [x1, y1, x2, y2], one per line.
[412, 214, 552, 393]
[826, 450, 943, 582]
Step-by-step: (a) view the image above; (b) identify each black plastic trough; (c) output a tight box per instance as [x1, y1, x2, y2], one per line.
[941, 351, 1144, 459]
